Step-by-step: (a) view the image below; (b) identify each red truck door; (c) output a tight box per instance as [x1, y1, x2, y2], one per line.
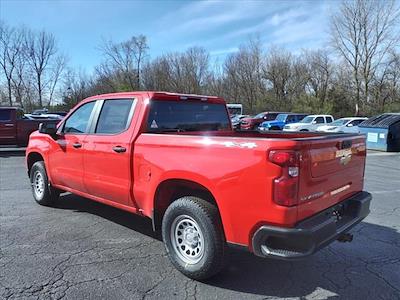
[83, 99, 136, 206]
[0, 109, 17, 145]
[49, 101, 96, 192]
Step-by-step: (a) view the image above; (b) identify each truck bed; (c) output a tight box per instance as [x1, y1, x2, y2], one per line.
[136, 130, 366, 244]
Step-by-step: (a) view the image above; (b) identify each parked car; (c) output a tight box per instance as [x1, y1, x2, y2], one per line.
[25, 113, 64, 120]
[317, 117, 367, 133]
[26, 92, 371, 280]
[240, 112, 282, 130]
[0, 107, 59, 146]
[283, 114, 334, 132]
[258, 113, 308, 131]
[231, 114, 249, 130]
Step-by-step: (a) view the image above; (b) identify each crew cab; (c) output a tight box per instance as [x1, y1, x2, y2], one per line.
[240, 112, 282, 130]
[258, 113, 307, 131]
[283, 114, 334, 132]
[26, 92, 371, 280]
[0, 107, 59, 146]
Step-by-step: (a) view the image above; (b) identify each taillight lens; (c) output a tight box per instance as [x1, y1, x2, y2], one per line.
[269, 150, 299, 207]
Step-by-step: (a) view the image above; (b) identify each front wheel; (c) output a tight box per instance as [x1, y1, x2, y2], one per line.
[162, 196, 226, 280]
[30, 161, 60, 206]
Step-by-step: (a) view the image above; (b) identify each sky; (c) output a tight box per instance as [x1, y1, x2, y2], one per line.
[1, 0, 335, 73]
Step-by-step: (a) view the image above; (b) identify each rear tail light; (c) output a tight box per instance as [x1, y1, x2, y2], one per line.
[269, 150, 299, 207]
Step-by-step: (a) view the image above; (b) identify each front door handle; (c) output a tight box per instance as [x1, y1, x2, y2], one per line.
[72, 142, 82, 149]
[113, 146, 126, 153]
[4, 123, 14, 127]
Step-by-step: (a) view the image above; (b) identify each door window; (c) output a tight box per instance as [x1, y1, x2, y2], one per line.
[63, 101, 95, 134]
[315, 117, 325, 124]
[95, 99, 134, 134]
[0, 110, 11, 121]
[286, 115, 296, 123]
[349, 119, 363, 126]
[326, 116, 334, 123]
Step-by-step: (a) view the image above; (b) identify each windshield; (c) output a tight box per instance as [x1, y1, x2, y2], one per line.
[299, 116, 314, 123]
[331, 119, 349, 126]
[275, 114, 287, 122]
[147, 100, 230, 132]
[254, 112, 265, 119]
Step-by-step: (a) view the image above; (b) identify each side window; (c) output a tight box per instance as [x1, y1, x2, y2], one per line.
[350, 120, 362, 126]
[63, 101, 95, 134]
[265, 114, 277, 121]
[315, 117, 325, 124]
[0, 110, 11, 121]
[298, 115, 306, 122]
[326, 116, 333, 123]
[95, 99, 134, 134]
[287, 115, 295, 123]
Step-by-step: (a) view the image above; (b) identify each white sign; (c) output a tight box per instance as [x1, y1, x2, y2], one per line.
[367, 132, 378, 143]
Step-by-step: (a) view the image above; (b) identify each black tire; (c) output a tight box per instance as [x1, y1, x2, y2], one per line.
[30, 161, 60, 206]
[162, 196, 226, 280]
[300, 129, 309, 132]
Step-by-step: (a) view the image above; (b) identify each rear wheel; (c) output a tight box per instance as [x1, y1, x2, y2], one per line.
[300, 129, 309, 132]
[30, 161, 60, 206]
[162, 196, 226, 280]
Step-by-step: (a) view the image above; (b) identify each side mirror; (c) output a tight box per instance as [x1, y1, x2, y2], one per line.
[347, 123, 354, 127]
[312, 121, 317, 124]
[38, 122, 57, 137]
[263, 116, 267, 120]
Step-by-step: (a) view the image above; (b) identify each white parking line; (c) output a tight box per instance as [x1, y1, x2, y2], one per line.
[370, 190, 400, 194]
[367, 151, 400, 156]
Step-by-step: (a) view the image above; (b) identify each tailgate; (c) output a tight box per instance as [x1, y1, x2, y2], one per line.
[297, 134, 366, 221]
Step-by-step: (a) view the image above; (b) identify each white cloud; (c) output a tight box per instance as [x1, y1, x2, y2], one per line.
[153, 1, 331, 54]
[210, 47, 239, 56]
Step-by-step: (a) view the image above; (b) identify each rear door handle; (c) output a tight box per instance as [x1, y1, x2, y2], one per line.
[113, 146, 126, 153]
[4, 124, 14, 127]
[72, 143, 82, 149]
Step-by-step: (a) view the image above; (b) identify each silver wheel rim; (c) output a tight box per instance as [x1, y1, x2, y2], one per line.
[170, 215, 204, 265]
[33, 171, 45, 199]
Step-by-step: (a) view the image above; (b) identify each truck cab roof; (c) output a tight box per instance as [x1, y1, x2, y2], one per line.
[84, 91, 226, 105]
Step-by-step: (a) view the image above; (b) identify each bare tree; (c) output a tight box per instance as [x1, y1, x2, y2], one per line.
[304, 50, 332, 103]
[47, 54, 67, 106]
[0, 22, 24, 106]
[62, 68, 91, 107]
[224, 39, 265, 112]
[24, 30, 58, 107]
[263, 46, 292, 104]
[98, 35, 148, 90]
[330, 0, 400, 115]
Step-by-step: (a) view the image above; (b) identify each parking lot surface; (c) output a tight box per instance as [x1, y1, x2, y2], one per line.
[0, 151, 399, 300]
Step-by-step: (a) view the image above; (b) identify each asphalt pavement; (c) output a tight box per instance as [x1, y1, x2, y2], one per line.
[0, 151, 399, 299]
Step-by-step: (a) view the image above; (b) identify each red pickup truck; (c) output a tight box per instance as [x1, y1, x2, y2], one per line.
[26, 92, 371, 280]
[0, 107, 59, 146]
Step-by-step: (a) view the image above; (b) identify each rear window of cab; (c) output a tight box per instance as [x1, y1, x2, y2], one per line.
[146, 100, 230, 132]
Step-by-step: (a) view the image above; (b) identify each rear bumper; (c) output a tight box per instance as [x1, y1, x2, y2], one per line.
[252, 191, 371, 259]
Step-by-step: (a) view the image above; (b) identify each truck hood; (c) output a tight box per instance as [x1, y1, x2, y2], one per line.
[317, 125, 339, 131]
[241, 118, 256, 124]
